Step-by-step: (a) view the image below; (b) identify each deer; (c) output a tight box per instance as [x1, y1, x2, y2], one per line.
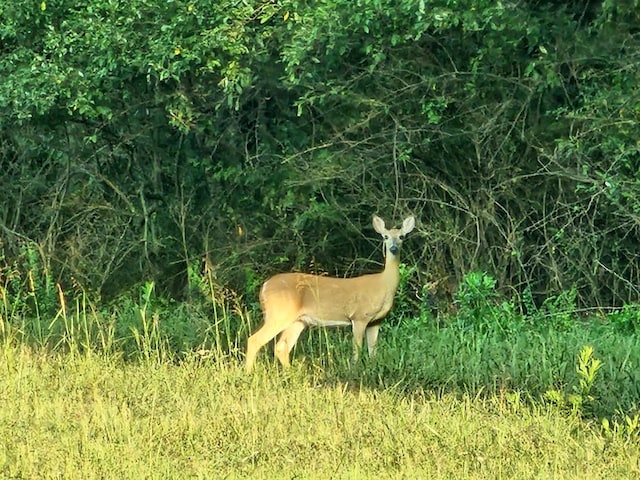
[245, 214, 415, 373]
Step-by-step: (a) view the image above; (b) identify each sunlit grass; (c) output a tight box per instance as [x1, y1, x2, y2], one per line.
[1, 271, 639, 478]
[0, 344, 638, 479]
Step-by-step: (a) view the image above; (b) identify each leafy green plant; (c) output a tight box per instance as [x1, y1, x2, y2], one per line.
[575, 345, 603, 403]
[528, 288, 578, 330]
[453, 272, 522, 335]
[544, 345, 603, 416]
[455, 272, 498, 323]
[607, 304, 640, 334]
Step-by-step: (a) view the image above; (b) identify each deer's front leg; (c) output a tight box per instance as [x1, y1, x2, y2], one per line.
[365, 323, 381, 358]
[351, 320, 367, 363]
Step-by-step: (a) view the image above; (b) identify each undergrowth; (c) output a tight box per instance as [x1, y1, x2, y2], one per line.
[1, 253, 639, 439]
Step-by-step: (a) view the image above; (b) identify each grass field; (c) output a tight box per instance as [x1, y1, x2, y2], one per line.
[1, 274, 639, 478]
[1, 339, 639, 479]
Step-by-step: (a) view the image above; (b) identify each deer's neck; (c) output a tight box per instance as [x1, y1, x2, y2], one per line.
[381, 253, 401, 292]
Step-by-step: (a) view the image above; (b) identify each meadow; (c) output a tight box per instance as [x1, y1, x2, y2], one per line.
[1, 272, 639, 479]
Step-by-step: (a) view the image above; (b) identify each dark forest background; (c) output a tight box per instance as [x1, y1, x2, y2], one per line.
[2, 0, 640, 312]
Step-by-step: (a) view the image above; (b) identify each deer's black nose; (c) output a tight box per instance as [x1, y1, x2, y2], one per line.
[389, 245, 399, 255]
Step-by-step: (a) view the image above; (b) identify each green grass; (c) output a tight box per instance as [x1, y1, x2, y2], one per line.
[294, 314, 640, 418]
[1, 272, 639, 478]
[1, 344, 638, 480]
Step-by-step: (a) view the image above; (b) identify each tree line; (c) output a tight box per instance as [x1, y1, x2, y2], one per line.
[1, 0, 639, 310]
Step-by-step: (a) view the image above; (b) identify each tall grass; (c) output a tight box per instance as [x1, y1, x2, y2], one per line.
[1, 344, 638, 479]
[1, 263, 639, 477]
[1, 266, 639, 417]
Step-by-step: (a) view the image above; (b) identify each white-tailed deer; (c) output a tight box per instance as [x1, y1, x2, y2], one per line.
[245, 214, 415, 372]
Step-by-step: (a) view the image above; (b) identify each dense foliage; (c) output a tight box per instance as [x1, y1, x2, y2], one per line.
[2, 0, 640, 310]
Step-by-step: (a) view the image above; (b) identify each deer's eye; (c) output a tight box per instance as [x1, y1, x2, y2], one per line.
[399, 235, 405, 240]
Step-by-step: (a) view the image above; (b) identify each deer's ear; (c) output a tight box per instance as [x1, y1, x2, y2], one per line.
[372, 215, 386, 234]
[402, 216, 416, 235]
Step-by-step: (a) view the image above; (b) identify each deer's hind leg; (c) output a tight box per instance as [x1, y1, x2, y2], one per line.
[275, 320, 306, 367]
[246, 319, 288, 373]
